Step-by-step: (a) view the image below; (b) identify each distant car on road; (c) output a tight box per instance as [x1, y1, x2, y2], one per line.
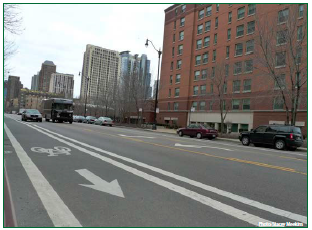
[94, 117, 114, 126]
[177, 124, 218, 139]
[17, 109, 26, 115]
[76, 116, 86, 123]
[21, 109, 42, 122]
[84, 116, 97, 124]
[239, 125, 303, 150]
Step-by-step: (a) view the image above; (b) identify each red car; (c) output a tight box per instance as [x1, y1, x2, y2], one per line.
[177, 124, 218, 139]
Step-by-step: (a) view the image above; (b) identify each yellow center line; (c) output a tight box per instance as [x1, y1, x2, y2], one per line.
[83, 129, 307, 176]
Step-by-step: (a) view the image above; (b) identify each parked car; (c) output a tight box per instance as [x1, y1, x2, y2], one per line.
[77, 116, 86, 123]
[84, 116, 97, 124]
[21, 109, 42, 122]
[17, 109, 26, 115]
[239, 125, 303, 150]
[177, 124, 218, 139]
[94, 117, 114, 126]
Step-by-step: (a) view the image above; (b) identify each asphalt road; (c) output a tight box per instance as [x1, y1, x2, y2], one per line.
[4, 114, 307, 227]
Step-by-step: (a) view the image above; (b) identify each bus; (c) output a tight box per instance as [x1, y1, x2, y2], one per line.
[41, 98, 74, 123]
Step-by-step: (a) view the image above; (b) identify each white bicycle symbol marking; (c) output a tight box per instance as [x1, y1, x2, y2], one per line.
[31, 146, 71, 157]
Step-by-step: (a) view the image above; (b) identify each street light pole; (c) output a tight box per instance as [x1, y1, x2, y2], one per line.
[79, 71, 89, 118]
[145, 39, 162, 130]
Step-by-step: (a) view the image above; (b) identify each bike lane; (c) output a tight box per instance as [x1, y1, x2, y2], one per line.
[4, 117, 257, 227]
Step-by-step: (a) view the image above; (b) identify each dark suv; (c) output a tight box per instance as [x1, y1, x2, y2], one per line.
[239, 125, 303, 150]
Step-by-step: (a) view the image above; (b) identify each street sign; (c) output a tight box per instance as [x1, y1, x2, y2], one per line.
[156, 108, 159, 113]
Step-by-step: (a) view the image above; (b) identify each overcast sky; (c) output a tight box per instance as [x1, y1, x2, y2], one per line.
[7, 4, 169, 97]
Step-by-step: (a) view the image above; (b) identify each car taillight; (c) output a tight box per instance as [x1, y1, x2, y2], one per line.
[206, 129, 210, 133]
[290, 133, 294, 139]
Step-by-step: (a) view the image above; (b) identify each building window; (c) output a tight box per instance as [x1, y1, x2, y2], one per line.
[297, 26, 303, 40]
[233, 80, 241, 93]
[174, 102, 179, 111]
[235, 43, 243, 56]
[210, 101, 214, 111]
[247, 21, 255, 34]
[199, 101, 206, 110]
[296, 48, 302, 64]
[243, 79, 252, 92]
[178, 44, 183, 55]
[277, 30, 287, 45]
[248, 4, 256, 15]
[181, 4, 186, 13]
[172, 47, 175, 57]
[203, 52, 208, 64]
[169, 89, 171, 97]
[171, 62, 174, 70]
[180, 17, 185, 27]
[168, 102, 171, 110]
[211, 66, 215, 78]
[202, 69, 208, 79]
[227, 29, 231, 40]
[177, 60, 182, 69]
[200, 85, 206, 94]
[197, 24, 203, 34]
[195, 55, 201, 65]
[192, 101, 198, 110]
[245, 60, 253, 72]
[232, 99, 240, 110]
[237, 7, 245, 20]
[246, 40, 254, 53]
[212, 50, 216, 62]
[216, 4, 219, 12]
[194, 71, 200, 80]
[205, 20, 211, 32]
[206, 5, 212, 16]
[179, 31, 184, 41]
[236, 25, 244, 37]
[196, 39, 202, 49]
[174, 21, 176, 30]
[243, 99, 251, 110]
[223, 82, 227, 94]
[276, 52, 286, 67]
[298, 4, 304, 18]
[175, 88, 180, 97]
[199, 9, 205, 19]
[176, 74, 181, 83]
[228, 12, 232, 23]
[215, 17, 218, 28]
[234, 62, 242, 75]
[204, 36, 210, 47]
[175, 8, 178, 16]
[193, 86, 199, 95]
[273, 97, 284, 110]
[275, 74, 286, 89]
[226, 46, 230, 58]
[278, 9, 289, 24]
[170, 75, 173, 84]
[225, 64, 229, 77]
[210, 83, 214, 93]
[214, 34, 218, 44]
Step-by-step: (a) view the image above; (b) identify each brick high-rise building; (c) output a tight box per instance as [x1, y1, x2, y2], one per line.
[158, 4, 307, 135]
[5, 75, 23, 112]
[38, 60, 56, 92]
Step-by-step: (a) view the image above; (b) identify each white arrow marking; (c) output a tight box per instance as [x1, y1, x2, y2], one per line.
[175, 143, 233, 151]
[75, 169, 125, 198]
[118, 134, 155, 139]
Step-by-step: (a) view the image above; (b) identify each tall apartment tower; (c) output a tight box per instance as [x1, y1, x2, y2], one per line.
[5, 75, 23, 110]
[38, 61, 56, 92]
[31, 73, 39, 91]
[159, 4, 307, 134]
[49, 73, 74, 99]
[80, 44, 120, 103]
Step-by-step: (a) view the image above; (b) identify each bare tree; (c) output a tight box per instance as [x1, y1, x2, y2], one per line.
[4, 4, 23, 72]
[255, 4, 307, 125]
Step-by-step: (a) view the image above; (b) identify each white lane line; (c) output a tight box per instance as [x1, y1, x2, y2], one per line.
[4, 123, 82, 227]
[26, 122, 307, 224]
[118, 134, 155, 139]
[174, 143, 233, 151]
[17, 122, 271, 226]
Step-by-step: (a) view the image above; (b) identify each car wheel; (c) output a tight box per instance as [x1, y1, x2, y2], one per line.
[242, 136, 250, 146]
[109, 124, 112, 127]
[275, 139, 285, 150]
[196, 133, 202, 139]
[52, 119, 55, 123]
[69, 121, 72, 124]
[39, 119, 42, 122]
[178, 131, 183, 137]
